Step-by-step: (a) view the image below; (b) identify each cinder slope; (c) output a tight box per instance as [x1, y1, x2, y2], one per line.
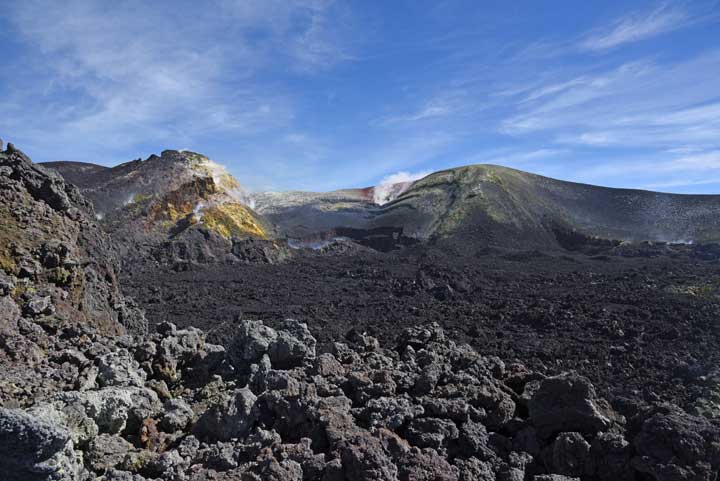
[252, 188, 375, 238]
[373, 164, 720, 247]
[47, 155, 720, 250]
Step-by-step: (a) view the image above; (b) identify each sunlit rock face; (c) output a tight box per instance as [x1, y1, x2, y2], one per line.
[44, 151, 271, 261]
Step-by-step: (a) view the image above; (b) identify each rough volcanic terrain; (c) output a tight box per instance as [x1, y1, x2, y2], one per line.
[121, 239, 720, 413]
[2, 146, 720, 481]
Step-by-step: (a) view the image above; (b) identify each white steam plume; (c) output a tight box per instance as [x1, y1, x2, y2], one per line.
[193, 201, 206, 222]
[194, 157, 257, 210]
[193, 159, 255, 218]
[373, 170, 431, 205]
[200, 158, 229, 188]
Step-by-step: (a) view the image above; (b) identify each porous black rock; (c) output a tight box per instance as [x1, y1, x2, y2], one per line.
[528, 374, 616, 440]
[631, 404, 720, 481]
[0, 407, 81, 481]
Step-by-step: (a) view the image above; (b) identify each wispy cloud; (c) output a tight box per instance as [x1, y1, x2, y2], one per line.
[1, 0, 718, 194]
[581, 3, 691, 51]
[501, 50, 720, 152]
[0, 0, 353, 162]
[381, 104, 453, 125]
[645, 177, 720, 189]
[288, 1, 356, 71]
[569, 149, 720, 192]
[378, 90, 469, 126]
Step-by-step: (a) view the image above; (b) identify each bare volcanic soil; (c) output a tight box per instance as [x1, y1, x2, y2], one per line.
[121, 242, 720, 410]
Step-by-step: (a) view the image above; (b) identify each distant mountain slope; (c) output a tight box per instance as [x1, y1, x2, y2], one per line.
[44, 151, 272, 253]
[40, 161, 110, 189]
[254, 164, 720, 247]
[372, 164, 720, 247]
[252, 188, 374, 238]
[45, 154, 720, 250]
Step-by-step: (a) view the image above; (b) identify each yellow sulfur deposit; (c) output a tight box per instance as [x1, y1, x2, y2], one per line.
[201, 202, 267, 239]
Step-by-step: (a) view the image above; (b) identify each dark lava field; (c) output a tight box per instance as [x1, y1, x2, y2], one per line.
[123, 241, 720, 410]
[5, 146, 720, 480]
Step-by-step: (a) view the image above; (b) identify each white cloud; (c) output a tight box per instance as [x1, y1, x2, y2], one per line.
[289, 2, 355, 71]
[642, 102, 720, 126]
[571, 150, 720, 190]
[500, 51, 720, 153]
[0, 0, 352, 161]
[378, 90, 470, 126]
[581, 3, 690, 51]
[644, 177, 720, 189]
[667, 150, 720, 171]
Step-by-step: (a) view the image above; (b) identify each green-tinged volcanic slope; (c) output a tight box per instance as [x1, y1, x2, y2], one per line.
[47, 155, 720, 251]
[370, 164, 720, 247]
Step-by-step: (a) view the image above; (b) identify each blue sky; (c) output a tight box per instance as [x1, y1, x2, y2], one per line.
[1, 0, 720, 193]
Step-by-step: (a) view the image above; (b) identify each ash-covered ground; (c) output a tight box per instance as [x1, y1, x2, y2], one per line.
[122, 240, 720, 411]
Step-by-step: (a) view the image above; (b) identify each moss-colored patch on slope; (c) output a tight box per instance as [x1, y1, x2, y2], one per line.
[201, 202, 267, 239]
[147, 177, 218, 223]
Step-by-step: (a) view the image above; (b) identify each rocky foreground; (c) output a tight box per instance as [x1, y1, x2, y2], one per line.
[2, 316, 720, 481]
